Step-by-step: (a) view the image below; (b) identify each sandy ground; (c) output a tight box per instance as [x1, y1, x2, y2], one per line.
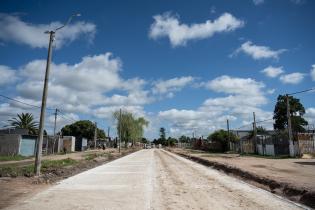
[172, 148, 315, 191]
[3, 149, 307, 210]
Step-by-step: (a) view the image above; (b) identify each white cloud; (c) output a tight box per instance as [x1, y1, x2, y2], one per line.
[0, 65, 17, 86]
[0, 13, 96, 49]
[267, 89, 275, 94]
[158, 75, 272, 137]
[305, 108, 315, 125]
[204, 75, 265, 96]
[149, 12, 244, 47]
[310, 64, 315, 81]
[0, 52, 156, 134]
[261, 66, 284, 78]
[152, 76, 194, 97]
[253, 0, 264, 5]
[279, 72, 305, 84]
[233, 41, 286, 60]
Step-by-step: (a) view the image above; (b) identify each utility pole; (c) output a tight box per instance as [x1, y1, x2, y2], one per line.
[286, 95, 295, 157]
[119, 109, 122, 153]
[107, 126, 110, 139]
[53, 108, 58, 137]
[52, 108, 58, 154]
[227, 119, 230, 150]
[34, 31, 54, 176]
[94, 122, 97, 149]
[34, 14, 81, 176]
[253, 112, 257, 154]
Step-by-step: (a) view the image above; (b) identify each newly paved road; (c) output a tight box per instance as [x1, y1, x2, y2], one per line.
[6, 149, 306, 210]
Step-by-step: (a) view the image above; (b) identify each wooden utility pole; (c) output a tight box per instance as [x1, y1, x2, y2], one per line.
[53, 109, 58, 137]
[34, 31, 54, 176]
[94, 122, 97, 149]
[253, 112, 257, 154]
[52, 108, 58, 154]
[227, 119, 230, 150]
[119, 109, 122, 153]
[286, 95, 295, 157]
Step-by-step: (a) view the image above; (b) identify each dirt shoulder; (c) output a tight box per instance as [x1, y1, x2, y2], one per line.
[0, 148, 139, 209]
[169, 148, 315, 208]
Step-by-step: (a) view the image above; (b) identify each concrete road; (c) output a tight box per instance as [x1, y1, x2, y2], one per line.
[5, 149, 307, 210]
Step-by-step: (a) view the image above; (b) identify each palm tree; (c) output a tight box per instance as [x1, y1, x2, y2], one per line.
[8, 113, 38, 135]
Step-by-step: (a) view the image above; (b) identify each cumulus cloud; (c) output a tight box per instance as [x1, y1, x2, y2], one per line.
[0, 13, 96, 49]
[204, 75, 265, 96]
[232, 41, 286, 60]
[159, 75, 272, 137]
[279, 72, 305, 84]
[152, 76, 194, 98]
[261, 66, 284, 78]
[310, 64, 315, 81]
[253, 0, 264, 5]
[149, 12, 244, 47]
[0, 53, 155, 133]
[0, 65, 17, 86]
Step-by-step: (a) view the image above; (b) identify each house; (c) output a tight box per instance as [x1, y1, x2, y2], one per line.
[0, 133, 37, 156]
[58, 136, 75, 153]
[75, 137, 88, 151]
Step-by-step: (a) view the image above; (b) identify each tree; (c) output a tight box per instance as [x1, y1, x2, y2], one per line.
[113, 110, 149, 147]
[8, 113, 38, 135]
[167, 137, 178, 146]
[208, 129, 239, 152]
[159, 127, 166, 140]
[61, 120, 106, 139]
[179, 135, 190, 143]
[273, 95, 308, 133]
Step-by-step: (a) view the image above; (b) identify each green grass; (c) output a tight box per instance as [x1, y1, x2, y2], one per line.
[0, 155, 31, 161]
[0, 158, 78, 177]
[84, 152, 115, 161]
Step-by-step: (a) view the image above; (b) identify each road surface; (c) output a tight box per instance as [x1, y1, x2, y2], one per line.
[5, 149, 306, 210]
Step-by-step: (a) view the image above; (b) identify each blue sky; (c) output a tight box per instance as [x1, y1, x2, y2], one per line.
[0, 0, 314, 139]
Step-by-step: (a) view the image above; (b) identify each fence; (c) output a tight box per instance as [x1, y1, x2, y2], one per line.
[298, 133, 315, 154]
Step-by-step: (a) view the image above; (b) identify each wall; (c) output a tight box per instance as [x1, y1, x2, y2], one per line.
[59, 136, 75, 153]
[19, 135, 36, 156]
[0, 134, 20, 155]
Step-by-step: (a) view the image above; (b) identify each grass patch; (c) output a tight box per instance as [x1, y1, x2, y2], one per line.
[84, 152, 115, 161]
[84, 153, 98, 161]
[0, 155, 31, 161]
[0, 158, 78, 177]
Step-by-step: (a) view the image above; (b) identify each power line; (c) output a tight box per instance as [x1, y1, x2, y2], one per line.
[287, 87, 315, 96]
[58, 110, 77, 122]
[0, 94, 55, 110]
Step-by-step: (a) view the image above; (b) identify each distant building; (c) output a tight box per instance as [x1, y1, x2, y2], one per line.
[0, 134, 37, 156]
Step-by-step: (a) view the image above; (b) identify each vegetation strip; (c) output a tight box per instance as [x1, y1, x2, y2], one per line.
[0, 149, 139, 182]
[171, 150, 315, 208]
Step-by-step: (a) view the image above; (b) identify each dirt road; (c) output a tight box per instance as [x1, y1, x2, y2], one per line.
[4, 149, 307, 210]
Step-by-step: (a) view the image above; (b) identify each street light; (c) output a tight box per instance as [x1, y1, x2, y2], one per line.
[34, 13, 81, 176]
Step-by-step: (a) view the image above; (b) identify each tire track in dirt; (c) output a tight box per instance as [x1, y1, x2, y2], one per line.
[152, 149, 303, 210]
